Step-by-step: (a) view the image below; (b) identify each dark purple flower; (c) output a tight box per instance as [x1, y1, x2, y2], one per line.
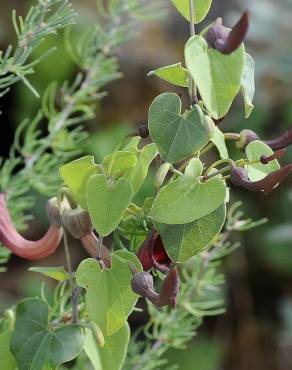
[230, 162, 292, 194]
[264, 128, 292, 151]
[137, 231, 172, 273]
[206, 11, 250, 55]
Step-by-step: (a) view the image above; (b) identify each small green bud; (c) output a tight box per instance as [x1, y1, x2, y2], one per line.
[154, 163, 171, 188]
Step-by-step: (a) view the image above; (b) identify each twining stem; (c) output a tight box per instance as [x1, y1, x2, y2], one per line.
[63, 228, 74, 293]
[188, 0, 197, 105]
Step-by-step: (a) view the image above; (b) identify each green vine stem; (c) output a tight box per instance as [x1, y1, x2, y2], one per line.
[188, 0, 197, 104]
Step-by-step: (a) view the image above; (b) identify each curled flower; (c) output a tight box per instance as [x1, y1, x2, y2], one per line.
[158, 267, 179, 309]
[0, 194, 63, 260]
[206, 11, 249, 55]
[230, 162, 292, 194]
[137, 231, 172, 273]
[131, 267, 180, 309]
[264, 128, 292, 151]
[260, 149, 286, 165]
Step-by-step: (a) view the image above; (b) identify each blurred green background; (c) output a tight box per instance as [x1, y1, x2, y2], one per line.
[1, 1, 292, 369]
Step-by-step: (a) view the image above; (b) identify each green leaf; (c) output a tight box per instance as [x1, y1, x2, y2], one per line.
[29, 266, 70, 281]
[0, 330, 16, 370]
[150, 159, 226, 224]
[245, 140, 280, 181]
[171, 0, 212, 24]
[123, 143, 158, 194]
[207, 117, 229, 159]
[102, 151, 137, 178]
[149, 93, 210, 163]
[10, 298, 84, 370]
[156, 204, 226, 262]
[84, 323, 130, 370]
[241, 53, 255, 118]
[76, 251, 142, 336]
[87, 174, 133, 236]
[185, 35, 245, 119]
[148, 63, 188, 87]
[59, 156, 100, 209]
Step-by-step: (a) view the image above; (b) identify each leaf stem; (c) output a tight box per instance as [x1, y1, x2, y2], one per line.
[188, 0, 197, 105]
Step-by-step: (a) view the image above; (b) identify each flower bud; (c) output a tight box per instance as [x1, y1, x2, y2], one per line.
[137, 125, 149, 139]
[61, 208, 93, 239]
[46, 197, 61, 226]
[236, 129, 259, 150]
[154, 163, 171, 188]
[131, 271, 159, 305]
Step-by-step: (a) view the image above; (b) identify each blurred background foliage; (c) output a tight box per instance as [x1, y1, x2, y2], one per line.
[1, 0, 292, 369]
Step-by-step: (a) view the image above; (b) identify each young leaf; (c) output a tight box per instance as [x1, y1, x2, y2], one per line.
[185, 35, 245, 119]
[76, 251, 142, 336]
[245, 140, 280, 181]
[155, 204, 226, 262]
[171, 0, 212, 24]
[10, 298, 84, 370]
[29, 266, 70, 281]
[207, 117, 229, 159]
[87, 174, 133, 236]
[241, 53, 255, 118]
[149, 93, 210, 163]
[123, 143, 158, 194]
[148, 63, 188, 87]
[59, 156, 100, 209]
[0, 330, 16, 370]
[84, 323, 130, 370]
[102, 151, 137, 178]
[150, 161, 226, 224]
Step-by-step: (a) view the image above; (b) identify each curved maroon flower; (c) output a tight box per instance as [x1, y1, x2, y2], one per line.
[264, 128, 292, 151]
[0, 194, 63, 260]
[230, 162, 292, 194]
[137, 231, 172, 273]
[206, 11, 249, 55]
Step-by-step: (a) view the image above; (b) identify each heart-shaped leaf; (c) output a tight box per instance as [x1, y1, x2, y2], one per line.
[87, 174, 133, 236]
[149, 93, 210, 163]
[59, 156, 100, 209]
[84, 323, 130, 370]
[185, 35, 245, 119]
[148, 63, 188, 87]
[76, 251, 142, 336]
[241, 53, 255, 118]
[171, 0, 213, 24]
[123, 143, 158, 194]
[150, 160, 226, 224]
[102, 151, 137, 178]
[156, 204, 226, 262]
[245, 140, 280, 181]
[10, 298, 84, 370]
